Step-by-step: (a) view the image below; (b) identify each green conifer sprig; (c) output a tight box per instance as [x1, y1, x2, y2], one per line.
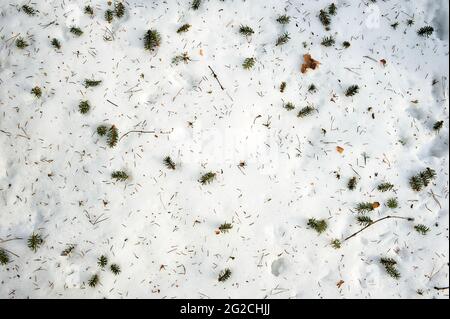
[409, 175, 423, 192]
[345, 85, 360, 97]
[343, 41, 351, 48]
[357, 215, 373, 226]
[242, 57, 256, 70]
[297, 106, 316, 118]
[377, 182, 394, 192]
[386, 197, 399, 209]
[144, 29, 161, 51]
[172, 52, 191, 65]
[409, 168, 436, 191]
[284, 102, 295, 111]
[16, 38, 29, 49]
[98, 255, 108, 268]
[97, 125, 108, 136]
[380, 257, 401, 279]
[276, 14, 290, 25]
[239, 25, 255, 37]
[308, 84, 317, 93]
[406, 19, 415, 26]
[0, 248, 10, 265]
[280, 82, 287, 93]
[84, 79, 102, 88]
[31, 86, 42, 98]
[88, 274, 99, 287]
[22, 4, 36, 16]
[163, 156, 176, 170]
[331, 239, 341, 249]
[307, 218, 328, 234]
[417, 26, 434, 37]
[391, 22, 399, 30]
[84, 5, 94, 16]
[78, 101, 90, 114]
[111, 171, 129, 181]
[328, 3, 337, 15]
[433, 121, 444, 132]
[347, 177, 358, 190]
[105, 9, 114, 23]
[321, 36, 335, 47]
[191, 0, 201, 10]
[177, 24, 191, 34]
[200, 172, 216, 185]
[28, 233, 44, 252]
[355, 202, 375, 214]
[275, 32, 290, 46]
[110, 264, 121, 275]
[414, 224, 430, 235]
[115, 2, 126, 18]
[107, 125, 119, 148]
[70, 27, 83, 36]
[319, 10, 331, 30]
[51, 38, 61, 49]
[218, 268, 232, 282]
[218, 223, 233, 234]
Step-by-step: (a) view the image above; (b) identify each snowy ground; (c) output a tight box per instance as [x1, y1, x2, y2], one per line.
[0, 0, 449, 299]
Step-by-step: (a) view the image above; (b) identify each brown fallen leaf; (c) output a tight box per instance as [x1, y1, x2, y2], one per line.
[336, 146, 345, 154]
[337, 280, 345, 288]
[301, 54, 320, 74]
[372, 202, 381, 209]
[215, 229, 221, 235]
[380, 59, 387, 66]
[199, 49, 204, 56]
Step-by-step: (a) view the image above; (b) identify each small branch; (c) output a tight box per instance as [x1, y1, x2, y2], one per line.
[208, 65, 225, 90]
[344, 216, 414, 242]
[119, 130, 156, 141]
[434, 286, 449, 291]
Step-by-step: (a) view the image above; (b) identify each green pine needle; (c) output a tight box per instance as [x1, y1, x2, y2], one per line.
[163, 156, 176, 170]
[191, 0, 201, 10]
[88, 274, 100, 287]
[347, 177, 358, 191]
[144, 29, 161, 51]
[98, 255, 108, 268]
[177, 24, 191, 34]
[328, 3, 337, 15]
[242, 57, 256, 70]
[307, 218, 328, 234]
[110, 264, 121, 275]
[84, 79, 102, 88]
[61, 245, 75, 257]
[417, 26, 434, 37]
[321, 36, 335, 47]
[22, 5, 36, 16]
[105, 9, 114, 23]
[218, 223, 233, 234]
[172, 52, 191, 65]
[345, 85, 360, 97]
[70, 27, 83, 36]
[284, 102, 295, 111]
[115, 2, 126, 18]
[111, 171, 129, 182]
[276, 32, 290, 46]
[355, 202, 375, 214]
[107, 125, 119, 148]
[433, 121, 444, 132]
[28, 233, 44, 252]
[343, 41, 351, 48]
[218, 268, 232, 282]
[84, 6, 94, 15]
[297, 106, 316, 118]
[414, 224, 430, 235]
[239, 25, 255, 36]
[78, 101, 91, 114]
[410, 168, 436, 191]
[31, 86, 42, 98]
[276, 14, 290, 25]
[319, 9, 331, 30]
[51, 38, 61, 50]
[16, 37, 29, 49]
[357, 215, 373, 226]
[200, 172, 216, 185]
[331, 239, 341, 249]
[380, 258, 401, 279]
[386, 197, 399, 209]
[0, 248, 10, 265]
[97, 125, 108, 137]
[280, 82, 287, 93]
[377, 182, 394, 192]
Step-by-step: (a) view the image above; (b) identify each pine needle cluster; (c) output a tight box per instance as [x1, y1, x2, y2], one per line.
[0, 248, 9, 265]
[414, 224, 430, 235]
[355, 202, 375, 214]
[307, 218, 328, 234]
[218, 223, 233, 234]
[347, 177, 358, 190]
[78, 101, 91, 114]
[297, 106, 316, 118]
[377, 182, 394, 192]
[380, 257, 401, 279]
[115, 2, 126, 18]
[321, 36, 335, 47]
[386, 197, 399, 209]
[70, 27, 83, 36]
[275, 32, 290, 46]
[172, 52, 191, 65]
[22, 4, 36, 16]
[284, 102, 295, 111]
[51, 38, 61, 49]
[417, 26, 434, 37]
[433, 121, 444, 132]
[409, 168, 436, 192]
[357, 215, 373, 226]
[28, 233, 44, 252]
[345, 85, 360, 97]
[110, 264, 121, 275]
[144, 29, 161, 51]
[88, 274, 99, 287]
[163, 156, 176, 170]
[105, 9, 114, 23]
[31, 86, 42, 98]
[111, 171, 129, 182]
[191, 0, 201, 10]
[239, 25, 255, 36]
[84, 6, 94, 16]
[276, 14, 290, 25]
[200, 172, 216, 185]
[177, 24, 191, 34]
[98, 255, 108, 268]
[242, 57, 256, 70]
[280, 82, 287, 93]
[218, 268, 232, 282]
[84, 79, 102, 88]
[16, 37, 29, 49]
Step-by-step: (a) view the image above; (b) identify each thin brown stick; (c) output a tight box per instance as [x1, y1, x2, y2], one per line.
[208, 65, 225, 90]
[119, 130, 156, 141]
[434, 286, 449, 291]
[344, 216, 414, 242]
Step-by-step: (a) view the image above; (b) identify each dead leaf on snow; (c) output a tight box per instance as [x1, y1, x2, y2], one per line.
[301, 54, 320, 74]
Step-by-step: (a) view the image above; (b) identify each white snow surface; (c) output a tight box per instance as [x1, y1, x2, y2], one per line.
[0, 0, 449, 299]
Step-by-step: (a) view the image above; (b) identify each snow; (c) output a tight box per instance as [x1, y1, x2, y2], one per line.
[0, 0, 448, 299]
